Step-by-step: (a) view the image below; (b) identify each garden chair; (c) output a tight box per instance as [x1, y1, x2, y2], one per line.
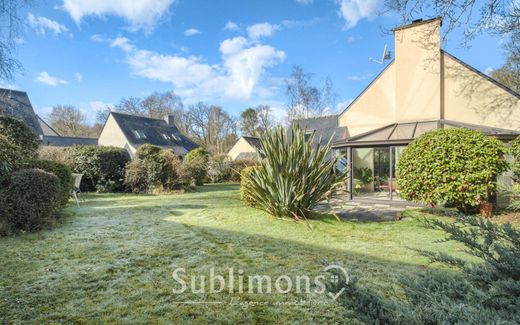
[71, 173, 83, 207]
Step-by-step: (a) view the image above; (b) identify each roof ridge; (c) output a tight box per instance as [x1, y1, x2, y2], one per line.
[293, 114, 339, 122]
[110, 111, 169, 122]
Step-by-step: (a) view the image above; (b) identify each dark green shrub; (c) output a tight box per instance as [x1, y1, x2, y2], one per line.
[184, 148, 209, 186]
[510, 135, 520, 181]
[25, 159, 73, 208]
[397, 128, 509, 212]
[124, 160, 149, 193]
[0, 169, 61, 234]
[330, 215, 520, 324]
[0, 116, 38, 180]
[240, 166, 257, 207]
[244, 126, 346, 222]
[208, 154, 233, 183]
[159, 150, 190, 190]
[67, 145, 130, 192]
[135, 144, 162, 160]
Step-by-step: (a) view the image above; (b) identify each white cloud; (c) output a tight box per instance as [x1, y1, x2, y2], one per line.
[224, 21, 239, 31]
[80, 101, 114, 123]
[27, 13, 69, 36]
[338, 0, 382, 29]
[484, 67, 494, 75]
[347, 35, 362, 43]
[35, 72, 69, 86]
[246, 22, 280, 39]
[75, 72, 83, 82]
[90, 34, 106, 42]
[346, 73, 373, 81]
[61, 0, 175, 32]
[184, 28, 201, 36]
[296, 0, 313, 5]
[109, 35, 285, 101]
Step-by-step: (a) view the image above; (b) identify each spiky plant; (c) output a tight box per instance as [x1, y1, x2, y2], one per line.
[242, 126, 346, 223]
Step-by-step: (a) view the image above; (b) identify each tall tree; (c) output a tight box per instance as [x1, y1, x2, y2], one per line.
[490, 58, 520, 93]
[256, 104, 274, 133]
[285, 65, 336, 120]
[0, 0, 30, 80]
[48, 105, 87, 137]
[112, 91, 184, 120]
[240, 108, 258, 136]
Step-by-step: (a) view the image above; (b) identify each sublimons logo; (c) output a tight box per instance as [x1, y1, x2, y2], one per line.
[172, 264, 349, 300]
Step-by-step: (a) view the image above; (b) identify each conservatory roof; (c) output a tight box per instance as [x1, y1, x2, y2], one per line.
[332, 120, 519, 148]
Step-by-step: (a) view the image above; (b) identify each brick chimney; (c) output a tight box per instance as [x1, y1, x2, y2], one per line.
[165, 114, 175, 126]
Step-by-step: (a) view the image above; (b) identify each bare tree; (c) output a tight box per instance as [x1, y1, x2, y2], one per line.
[490, 57, 520, 93]
[48, 105, 87, 137]
[285, 65, 337, 120]
[112, 91, 184, 119]
[239, 105, 275, 136]
[0, 0, 30, 80]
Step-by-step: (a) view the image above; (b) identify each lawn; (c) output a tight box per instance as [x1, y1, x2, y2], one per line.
[0, 184, 473, 324]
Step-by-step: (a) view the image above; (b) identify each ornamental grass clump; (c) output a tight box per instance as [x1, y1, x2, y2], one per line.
[242, 126, 346, 223]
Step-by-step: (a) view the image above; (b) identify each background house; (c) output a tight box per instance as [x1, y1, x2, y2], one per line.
[227, 136, 262, 161]
[0, 88, 97, 146]
[328, 17, 520, 204]
[98, 112, 199, 157]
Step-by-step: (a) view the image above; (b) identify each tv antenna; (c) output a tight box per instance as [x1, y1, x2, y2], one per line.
[369, 44, 392, 64]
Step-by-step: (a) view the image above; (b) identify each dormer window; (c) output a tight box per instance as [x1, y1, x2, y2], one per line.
[162, 133, 171, 140]
[133, 130, 147, 139]
[171, 133, 180, 141]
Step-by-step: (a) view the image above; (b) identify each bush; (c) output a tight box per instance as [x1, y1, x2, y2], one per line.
[510, 135, 520, 181]
[240, 166, 258, 207]
[184, 148, 209, 186]
[67, 145, 130, 192]
[397, 128, 509, 213]
[208, 154, 233, 183]
[125, 145, 189, 193]
[124, 160, 149, 193]
[0, 169, 61, 234]
[230, 159, 257, 182]
[243, 126, 346, 222]
[25, 159, 73, 208]
[330, 215, 520, 323]
[38, 146, 71, 164]
[0, 116, 38, 180]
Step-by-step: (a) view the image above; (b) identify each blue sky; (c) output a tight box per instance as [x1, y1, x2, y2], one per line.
[7, 0, 507, 124]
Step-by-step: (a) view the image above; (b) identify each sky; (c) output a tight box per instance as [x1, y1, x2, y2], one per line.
[6, 0, 508, 124]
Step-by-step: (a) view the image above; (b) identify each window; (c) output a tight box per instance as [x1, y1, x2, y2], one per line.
[133, 130, 147, 139]
[171, 133, 180, 141]
[162, 133, 171, 140]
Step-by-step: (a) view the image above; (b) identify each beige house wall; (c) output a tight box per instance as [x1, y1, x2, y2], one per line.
[443, 54, 520, 130]
[228, 137, 257, 160]
[338, 63, 396, 137]
[97, 114, 136, 156]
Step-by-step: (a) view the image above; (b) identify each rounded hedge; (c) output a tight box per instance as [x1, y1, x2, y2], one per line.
[185, 148, 209, 186]
[67, 145, 130, 192]
[26, 159, 73, 208]
[124, 160, 149, 193]
[397, 128, 509, 212]
[0, 116, 38, 180]
[0, 168, 61, 233]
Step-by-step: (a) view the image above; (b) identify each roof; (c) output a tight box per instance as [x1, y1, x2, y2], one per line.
[42, 135, 98, 147]
[392, 17, 442, 32]
[109, 112, 199, 155]
[293, 115, 347, 159]
[0, 88, 43, 137]
[333, 120, 520, 148]
[242, 136, 262, 150]
[37, 115, 60, 136]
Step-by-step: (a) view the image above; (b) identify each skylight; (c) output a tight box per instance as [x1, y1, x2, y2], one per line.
[162, 133, 171, 140]
[133, 130, 147, 139]
[171, 133, 180, 141]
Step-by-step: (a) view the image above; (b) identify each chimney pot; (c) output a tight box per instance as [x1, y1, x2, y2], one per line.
[165, 114, 175, 126]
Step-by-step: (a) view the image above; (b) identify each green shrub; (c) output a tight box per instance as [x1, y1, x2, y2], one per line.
[397, 128, 509, 212]
[208, 154, 233, 183]
[230, 159, 257, 182]
[0, 116, 38, 180]
[510, 135, 520, 181]
[240, 166, 257, 207]
[25, 159, 73, 208]
[38, 146, 71, 164]
[124, 160, 149, 193]
[184, 148, 209, 186]
[159, 150, 190, 190]
[243, 126, 346, 222]
[330, 215, 520, 323]
[67, 145, 130, 192]
[135, 144, 162, 160]
[0, 169, 61, 234]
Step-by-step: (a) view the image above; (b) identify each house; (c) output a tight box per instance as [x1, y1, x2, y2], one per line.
[311, 17, 519, 204]
[0, 88, 97, 146]
[97, 112, 199, 157]
[228, 136, 262, 161]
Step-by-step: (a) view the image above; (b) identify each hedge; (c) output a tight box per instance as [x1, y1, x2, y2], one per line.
[0, 116, 38, 181]
[26, 159, 73, 208]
